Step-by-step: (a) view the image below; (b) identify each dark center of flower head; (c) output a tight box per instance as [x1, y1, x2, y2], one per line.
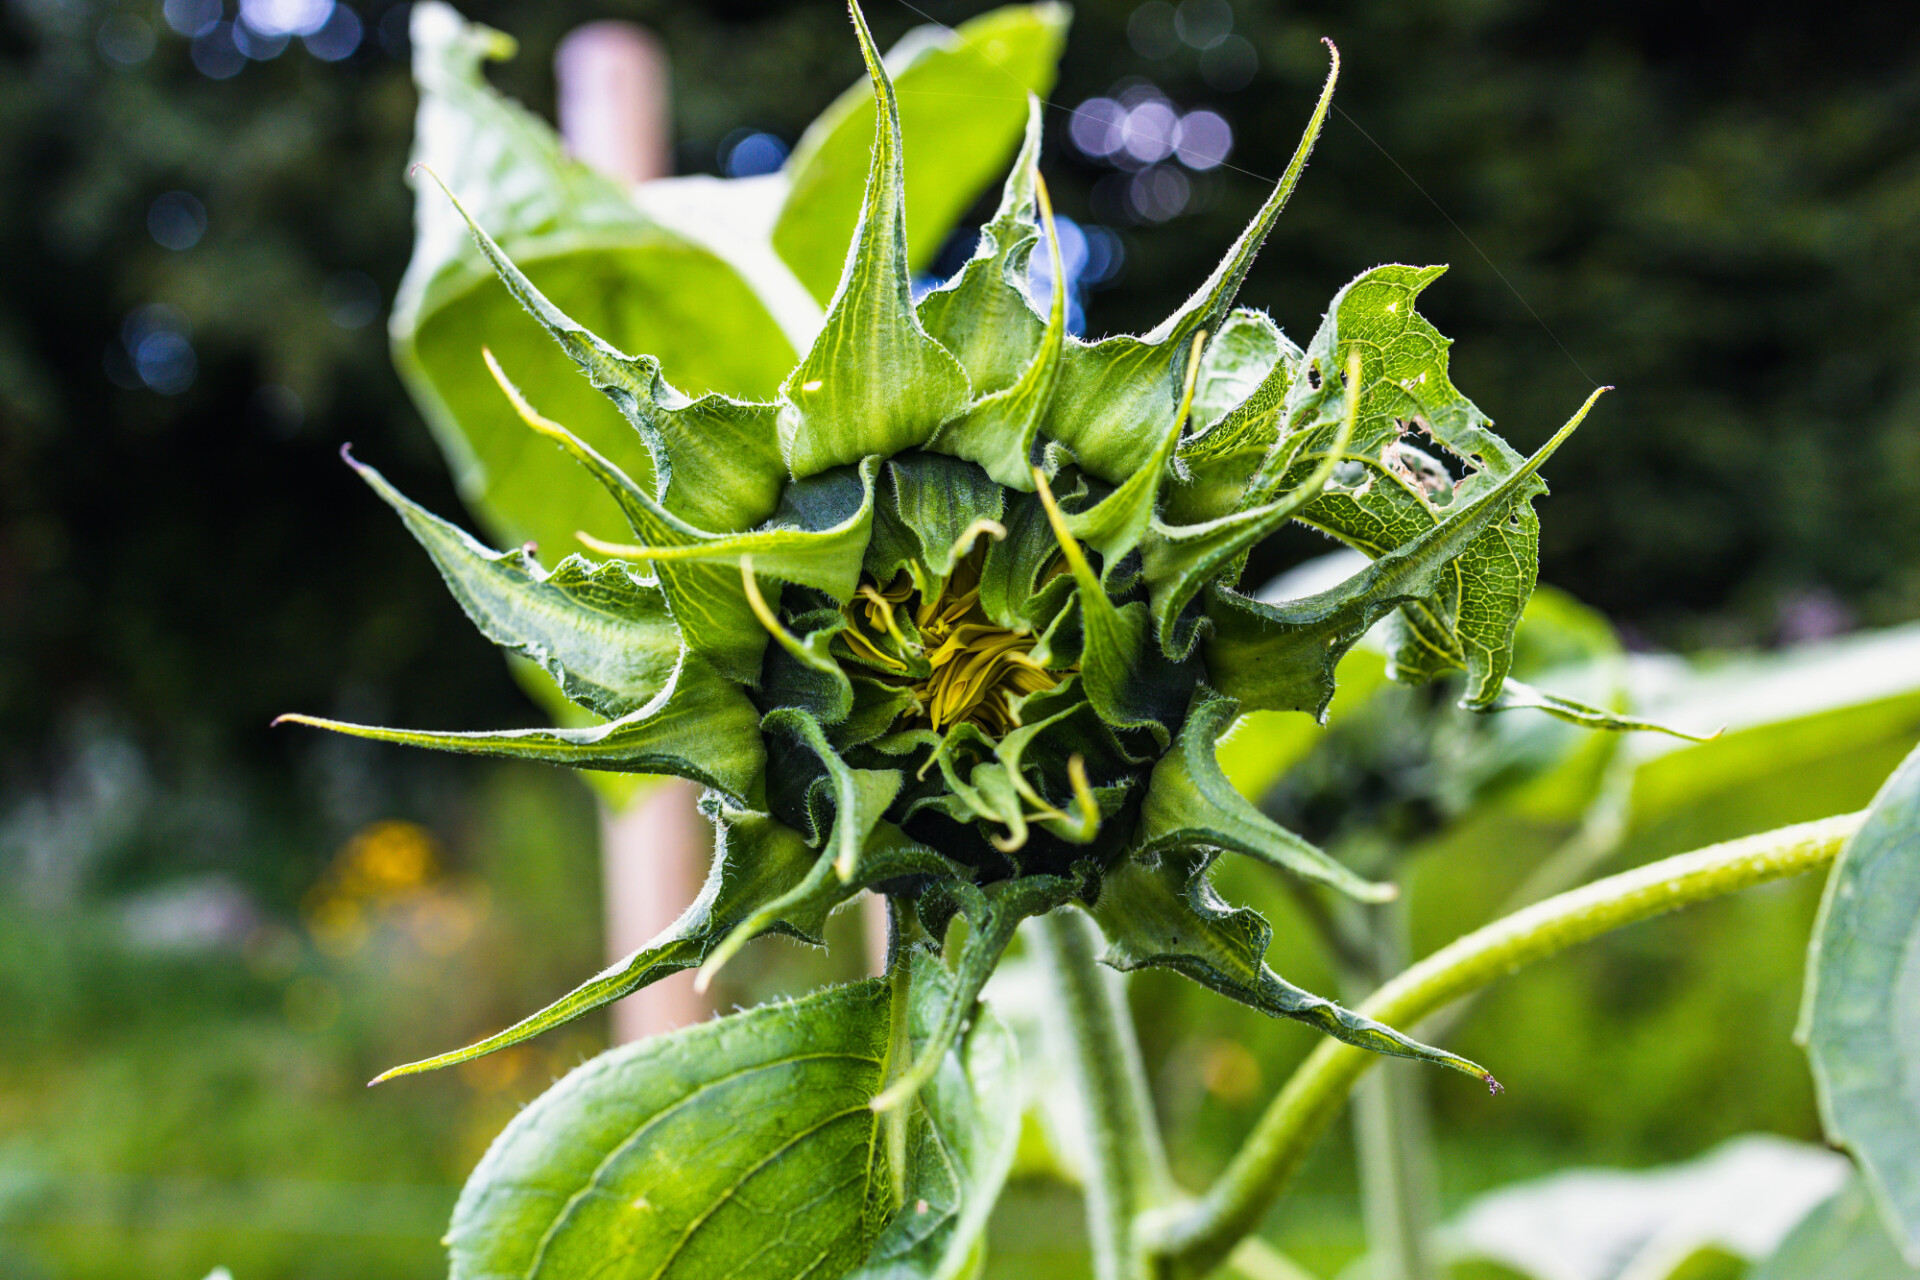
[836, 544, 1067, 736]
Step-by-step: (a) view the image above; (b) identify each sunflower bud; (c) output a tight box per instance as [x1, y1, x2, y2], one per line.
[285, 1, 1643, 1099]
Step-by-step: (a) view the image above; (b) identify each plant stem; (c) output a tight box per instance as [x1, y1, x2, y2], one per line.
[1416, 771, 1630, 1047]
[1143, 811, 1863, 1279]
[1033, 908, 1170, 1280]
[1338, 897, 1439, 1280]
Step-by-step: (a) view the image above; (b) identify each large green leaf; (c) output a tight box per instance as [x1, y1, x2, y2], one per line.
[446, 953, 1022, 1280]
[393, 3, 799, 570]
[773, 3, 1069, 306]
[446, 976, 898, 1280]
[1802, 737, 1920, 1264]
[1753, 1176, 1920, 1280]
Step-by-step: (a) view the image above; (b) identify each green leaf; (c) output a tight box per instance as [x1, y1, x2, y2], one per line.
[1203, 387, 1606, 720]
[581, 457, 884, 601]
[1142, 349, 1356, 658]
[1753, 1176, 1920, 1280]
[976, 486, 1069, 631]
[1091, 850, 1494, 1084]
[372, 803, 817, 1081]
[1040, 45, 1337, 485]
[417, 178, 800, 681]
[1166, 317, 1302, 527]
[924, 101, 1072, 492]
[849, 958, 1024, 1280]
[1189, 309, 1284, 431]
[749, 579, 858, 727]
[765, 706, 905, 879]
[865, 453, 1008, 595]
[778, 2, 973, 479]
[1274, 263, 1559, 708]
[1482, 677, 1712, 742]
[1617, 622, 1920, 831]
[277, 650, 766, 805]
[393, 3, 797, 572]
[699, 821, 963, 990]
[492, 356, 877, 680]
[446, 976, 898, 1280]
[345, 449, 678, 720]
[773, 3, 1070, 306]
[1802, 737, 1920, 1264]
[1032, 469, 1200, 749]
[1059, 329, 1205, 570]
[1135, 688, 1395, 902]
[916, 97, 1046, 399]
[873, 875, 1080, 1114]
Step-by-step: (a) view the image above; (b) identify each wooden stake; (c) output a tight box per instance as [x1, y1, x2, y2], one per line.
[556, 21, 704, 1045]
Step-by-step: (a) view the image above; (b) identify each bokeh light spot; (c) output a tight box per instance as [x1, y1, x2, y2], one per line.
[148, 191, 208, 251]
[304, 4, 362, 61]
[164, 0, 222, 38]
[191, 23, 246, 78]
[1174, 0, 1234, 50]
[97, 15, 156, 66]
[322, 270, 381, 329]
[241, 0, 335, 38]
[1175, 109, 1233, 170]
[1199, 34, 1258, 92]
[719, 129, 788, 178]
[1127, 1, 1179, 60]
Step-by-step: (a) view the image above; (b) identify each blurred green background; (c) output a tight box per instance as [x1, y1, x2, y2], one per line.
[3, 0, 1918, 1276]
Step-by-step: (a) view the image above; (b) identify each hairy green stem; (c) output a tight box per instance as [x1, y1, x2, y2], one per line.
[1033, 909, 1170, 1280]
[1339, 898, 1440, 1280]
[1144, 811, 1863, 1278]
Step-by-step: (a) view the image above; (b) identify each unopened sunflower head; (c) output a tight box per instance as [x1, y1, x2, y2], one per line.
[284, 1, 1649, 1101]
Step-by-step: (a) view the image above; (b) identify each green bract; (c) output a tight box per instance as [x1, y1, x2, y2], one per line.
[284, 2, 1641, 1102]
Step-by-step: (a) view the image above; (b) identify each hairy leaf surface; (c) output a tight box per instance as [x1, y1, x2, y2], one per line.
[848, 959, 1022, 1280]
[1803, 738, 1920, 1264]
[447, 977, 897, 1280]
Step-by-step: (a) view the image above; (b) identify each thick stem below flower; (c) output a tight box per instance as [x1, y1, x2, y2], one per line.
[1143, 811, 1864, 1279]
[1033, 908, 1171, 1280]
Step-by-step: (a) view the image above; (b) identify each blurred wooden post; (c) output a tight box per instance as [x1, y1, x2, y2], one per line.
[555, 26, 890, 1045]
[556, 22, 704, 1045]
